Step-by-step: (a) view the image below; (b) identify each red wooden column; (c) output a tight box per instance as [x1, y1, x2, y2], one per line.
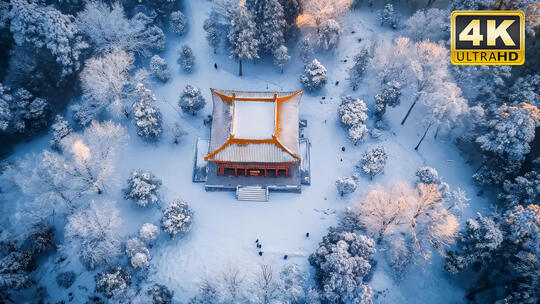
[264, 168, 267, 177]
[244, 168, 247, 176]
[221, 164, 225, 175]
[275, 168, 278, 177]
[234, 167, 237, 176]
[285, 167, 288, 176]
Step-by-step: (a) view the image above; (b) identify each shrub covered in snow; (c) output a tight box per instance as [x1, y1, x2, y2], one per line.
[336, 177, 357, 196]
[132, 84, 163, 140]
[309, 228, 375, 303]
[49, 115, 72, 151]
[360, 146, 388, 179]
[179, 85, 206, 115]
[139, 223, 159, 243]
[149, 55, 170, 82]
[178, 44, 195, 73]
[300, 59, 327, 91]
[170, 10, 187, 35]
[161, 199, 194, 237]
[123, 170, 162, 207]
[94, 267, 131, 298]
[317, 19, 341, 51]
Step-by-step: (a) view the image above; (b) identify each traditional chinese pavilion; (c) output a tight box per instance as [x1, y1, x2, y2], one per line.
[204, 89, 303, 178]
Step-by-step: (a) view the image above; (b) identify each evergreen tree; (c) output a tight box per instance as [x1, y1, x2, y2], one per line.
[204, 18, 221, 54]
[300, 59, 327, 91]
[360, 146, 388, 179]
[309, 228, 375, 304]
[349, 48, 369, 91]
[123, 169, 162, 207]
[259, 0, 287, 53]
[178, 44, 195, 73]
[132, 84, 163, 140]
[374, 80, 401, 119]
[161, 199, 194, 238]
[94, 267, 131, 298]
[170, 10, 187, 35]
[227, 5, 259, 76]
[336, 177, 357, 196]
[380, 3, 396, 28]
[9, 0, 88, 77]
[179, 85, 206, 115]
[299, 37, 313, 65]
[499, 170, 540, 207]
[149, 55, 170, 82]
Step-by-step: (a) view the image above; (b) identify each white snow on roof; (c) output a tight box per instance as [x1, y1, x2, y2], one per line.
[213, 143, 295, 163]
[232, 100, 275, 139]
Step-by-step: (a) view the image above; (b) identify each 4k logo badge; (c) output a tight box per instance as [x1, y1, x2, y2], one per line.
[451, 11, 525, 65]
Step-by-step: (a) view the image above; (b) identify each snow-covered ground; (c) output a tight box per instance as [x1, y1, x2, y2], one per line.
[5, 1, 491, 303]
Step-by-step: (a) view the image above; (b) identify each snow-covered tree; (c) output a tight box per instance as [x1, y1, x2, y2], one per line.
[75, 49, 140, 124]
[149, 55, 170, 82]
[348, 124, 368, 144]
[0, 86, 50, 135]
[336, 177, 357, 196]
[339, 96, 368, 127]
[147, 284, 174, 304]
[360, 146, 387, 179]
[9, 0, 88, 77]
[10, 120, 128, 224]
[251, 264, 280, 304]
[161, 199, 194, 238]
[299, 37, 314, 65]
[125, 237, 150, 269]
[204, 18, 221, 54]
[77, 1, 164, 56]
[95, 267, 131, 298]
[278, 263, 319, 304]
[29, 223, 55, 253]
[499, 170, 540, 207]
[278, 0, 301, 38]
[403, 8, 449, 42]
[49, 115, 72, 151]
[477, 103, 540, 165]
[169, 123, 187, 145]
[132, 83, 163, 140]
[401, 41, 453, 125]
[349, 48, 369, 91]
[273, 45, 290, 73]
[451, 0, 496, 10]
[179, 85, 206, 115]
[0, 250, 35, 290]
[317, 19, 341, 51]
[507, 74, 540, 107]
[309, 228, 375, 304]
[415, 81, 468, 150]
[60, 120, 128, 194]
[371, 37, 413, 84]
[139, 223, 159, 243]
[65, 200, 123, 269]
[178, 44, 195, 73]
[380, 3, 396, 28]
[415, 167, 440, 184]
[252, 0, 287, 54]
[505, 204, 540, 255]
[444, 213, 503, 273]
[170, 10, 187, 35]
[228, 5, 259, 76]
[374, 80, 401, 118]
[124, 169, 162, 207]
[300, 59, 328, 91]
[297, 0, 353, 28]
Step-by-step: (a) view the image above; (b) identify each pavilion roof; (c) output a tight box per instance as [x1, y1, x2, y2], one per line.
[205, 89, 302, 163]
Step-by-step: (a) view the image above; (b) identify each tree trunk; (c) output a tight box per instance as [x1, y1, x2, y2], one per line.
[434, 126, 440, 139]
[401, 96, 418, 125]
[475, 159, 487, 173]
[426, 0, 436, 7]
[415, 123, 432, 150]
[238, 59, 243, 76]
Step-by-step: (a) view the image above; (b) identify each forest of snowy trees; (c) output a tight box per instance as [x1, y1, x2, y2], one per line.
[0, 0, 539, 303]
